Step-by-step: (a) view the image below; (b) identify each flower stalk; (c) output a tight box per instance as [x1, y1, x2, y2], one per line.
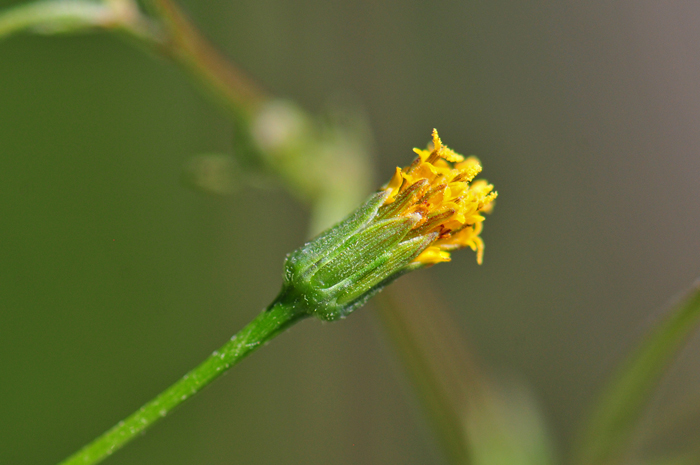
[59, 297, 307, 465]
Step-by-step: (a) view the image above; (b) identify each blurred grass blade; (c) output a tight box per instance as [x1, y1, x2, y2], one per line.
[375, 276, 474, 465]
[0, 1, 113, 39]
[465, 378, 556, 465]
[622, 387, 700, 463]
[376, 274, 556, 465]
[574, 280, 700, 465]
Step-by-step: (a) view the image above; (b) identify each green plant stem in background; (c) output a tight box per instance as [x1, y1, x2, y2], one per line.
[376, 276, 556, 465]
[0, 0, 112, 37]
[0, 0, 158, 42]
[0, 0, 373, 227]
[375, 280, 474, 465]
[0, 0, 267, 119]
[58, 297, 307, 465]
[139, 0, 373, 226]
[574, 280, 700, 465]
[144, 0, 268, 119]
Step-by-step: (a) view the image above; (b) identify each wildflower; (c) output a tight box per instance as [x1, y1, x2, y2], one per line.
[56, 129, 497, 464]
[282, 129, 497, 321]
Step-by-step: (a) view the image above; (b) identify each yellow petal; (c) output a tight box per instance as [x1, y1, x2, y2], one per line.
[413, 147, 431, 162]
[384, 167, 403, 203]
[413, 246, 452, 265]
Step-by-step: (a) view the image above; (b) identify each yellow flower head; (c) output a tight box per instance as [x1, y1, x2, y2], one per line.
[284, 128, 498, 320]
[380, 129, 497, 265]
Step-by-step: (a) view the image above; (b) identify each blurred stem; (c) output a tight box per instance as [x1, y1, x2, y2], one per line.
[58, 295, 307, 465]
[0, 0, 373, 223]
[374, 275, 557, 465]
[0, 1, 116, 38]
[128, 0, 372, 220]
[374, 275, 478, 465]
[142, 0, 268, 120]
[574, 280, 700, 465]
[0, 0, 268, 144]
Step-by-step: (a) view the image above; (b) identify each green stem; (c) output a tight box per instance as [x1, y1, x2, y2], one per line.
[58, 295, 306, 465]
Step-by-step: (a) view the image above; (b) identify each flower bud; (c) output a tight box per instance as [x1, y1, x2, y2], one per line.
[279, 129, 497, 321]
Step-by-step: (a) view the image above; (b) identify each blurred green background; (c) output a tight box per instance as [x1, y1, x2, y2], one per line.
[2, 1, 700, 463]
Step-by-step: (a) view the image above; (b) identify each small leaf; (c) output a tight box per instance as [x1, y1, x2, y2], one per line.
[574, 280, 700, 465]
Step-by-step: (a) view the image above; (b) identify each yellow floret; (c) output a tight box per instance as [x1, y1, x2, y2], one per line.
[380, 129, 497, 265]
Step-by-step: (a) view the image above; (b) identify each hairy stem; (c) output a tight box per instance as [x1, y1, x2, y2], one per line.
[58, 296, 306, 465]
